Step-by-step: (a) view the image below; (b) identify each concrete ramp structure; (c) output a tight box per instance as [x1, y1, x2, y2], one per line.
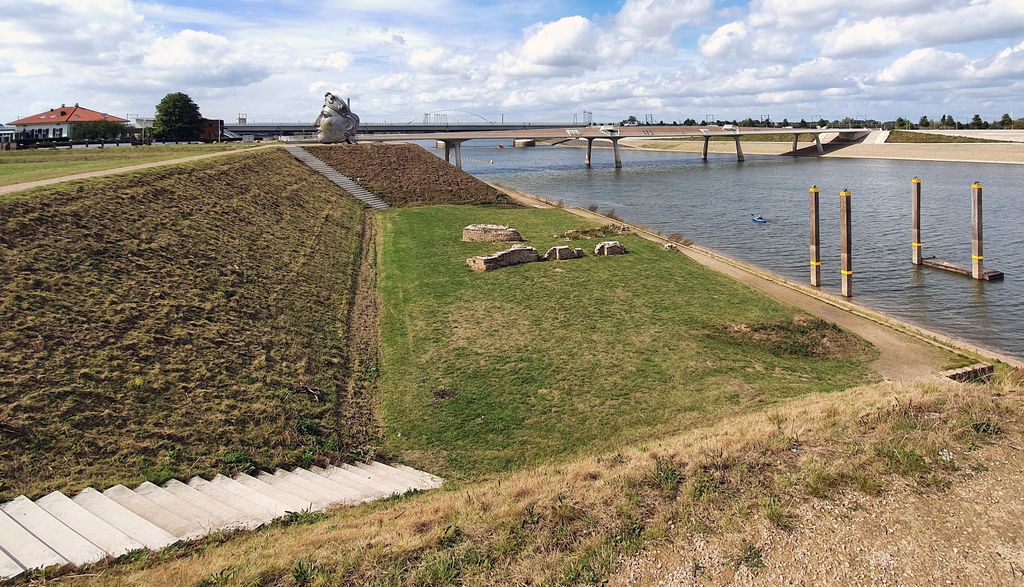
[0, 461, 442, 580]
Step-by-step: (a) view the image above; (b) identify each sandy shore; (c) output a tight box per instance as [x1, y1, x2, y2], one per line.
[623, 139, 1024, 164]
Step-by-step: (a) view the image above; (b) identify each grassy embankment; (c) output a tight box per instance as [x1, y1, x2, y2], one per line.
[64, 376, 1022, 586]
[377, 205, 878, 478]
[0, 149, 368, 499]
[651, 133, 820, 143]
[0, 143, 255, 186]
[884, 130, 1003, 143]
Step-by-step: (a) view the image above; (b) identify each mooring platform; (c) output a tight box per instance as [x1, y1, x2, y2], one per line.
[920, 257, 1004, 281]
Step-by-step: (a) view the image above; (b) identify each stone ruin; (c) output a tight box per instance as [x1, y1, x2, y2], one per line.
[545, 246, 584, 261]
[462, 224, 524, 243]
[467, 245, 539, 272]
[594, 241, 628, 256]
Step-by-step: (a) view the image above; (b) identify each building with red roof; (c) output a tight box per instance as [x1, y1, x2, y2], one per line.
[8, 104, 129, 140]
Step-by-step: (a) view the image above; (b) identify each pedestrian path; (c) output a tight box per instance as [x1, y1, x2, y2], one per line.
[284, 146, 389, 210]
[0, 461, 441, 579]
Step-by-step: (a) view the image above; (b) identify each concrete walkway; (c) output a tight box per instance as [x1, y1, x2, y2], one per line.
[0, 461, 442, 580]
[491, 183, 1024, 380]
[0, 145, 275, 198]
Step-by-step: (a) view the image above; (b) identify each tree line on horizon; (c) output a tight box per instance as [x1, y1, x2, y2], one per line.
[617, 113, 1023, 130]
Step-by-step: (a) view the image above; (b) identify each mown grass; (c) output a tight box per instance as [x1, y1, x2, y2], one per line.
[0, 149, 366, 499]
[885, 130, 1003, 144]
[0, 143, 255, 186]
[653, 133, 820, 143]
[54, 377, 1022, 586]
[376, 205, 878, 479]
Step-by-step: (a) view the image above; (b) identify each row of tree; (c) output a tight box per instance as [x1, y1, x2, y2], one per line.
[618, 114, 1023, 130]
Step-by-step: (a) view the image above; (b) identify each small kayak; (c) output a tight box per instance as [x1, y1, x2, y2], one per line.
[751, 215, 767, 223]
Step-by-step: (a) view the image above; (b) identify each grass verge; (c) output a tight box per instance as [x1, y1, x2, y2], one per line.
[0, 149, 366, 499]
[0, 143, 256, 187]
[49, 376, 1022, 586]
[885, 131, 1003, 144]
[377, 205, 878, 478]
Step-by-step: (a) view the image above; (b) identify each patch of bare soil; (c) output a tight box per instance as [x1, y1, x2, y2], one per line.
[308, 143, 514, 207]
[619, 442, 1024, 586]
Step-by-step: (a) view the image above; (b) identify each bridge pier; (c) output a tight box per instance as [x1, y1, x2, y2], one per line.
[584, 138, 594, 167]
[791, 135, 799, 153]
[733, 136, 745, 162]
[814, 135, 824, 155]
[701, 137, 709, 161]
[612, 137, 622, 169]
[441, 139, 466, 170]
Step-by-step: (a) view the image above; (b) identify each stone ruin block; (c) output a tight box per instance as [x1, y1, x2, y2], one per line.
[467, 245, 539, 272]
[462, 224, 524, 243]
[594, 240, 628, 256]
[545, 246, 584, 261]
[940, 362, 994, 383]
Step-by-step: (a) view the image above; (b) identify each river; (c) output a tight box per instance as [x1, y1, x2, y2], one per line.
[423, 140, 1023, 361]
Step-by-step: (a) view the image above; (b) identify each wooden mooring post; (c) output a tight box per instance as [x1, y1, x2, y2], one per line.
[809, 185, 821, 286]
[972, 181, 983, 279]
[912, 177, 922, 265]
[840, 188, 852, 297]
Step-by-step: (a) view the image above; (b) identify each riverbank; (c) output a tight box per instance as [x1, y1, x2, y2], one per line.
[622, 138, 1024, 165]
[491, 183, 1024, 373]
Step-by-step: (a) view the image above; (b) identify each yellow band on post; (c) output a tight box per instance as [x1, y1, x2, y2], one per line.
[809, 187, 820, 193]
[972, 182, 983, 189]
[912, 178, 921, 184]
[841, 270, 854, 275]
[810, 261, 821, 266]
[972, 255, 984, 260]
[839, 190, 851, 197]
[912, 242, 923, 247]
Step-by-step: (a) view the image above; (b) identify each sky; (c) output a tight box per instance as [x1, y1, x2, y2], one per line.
[2, 0, 1024, 125]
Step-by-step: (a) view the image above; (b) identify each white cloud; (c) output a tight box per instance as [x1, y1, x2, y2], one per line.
[616, 0, 713, 38]
[325, 52, 353, 70]
[876, 48, 970, 84]
[141, 29, 270, 87]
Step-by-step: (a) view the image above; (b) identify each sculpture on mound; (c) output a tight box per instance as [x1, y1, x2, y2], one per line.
[315, 92, 360, 144]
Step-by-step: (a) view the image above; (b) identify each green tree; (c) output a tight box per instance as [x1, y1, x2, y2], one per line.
[969, 114, 984, 129]
[918, 115, 930, 128]
[153, 92, 203, 141]
[683, 118, 697, 126]
[998, 113, 1013, 128]
[797, 118, 809, 128]
[71, 120, 128, 140]
[817, 118, 829, 128]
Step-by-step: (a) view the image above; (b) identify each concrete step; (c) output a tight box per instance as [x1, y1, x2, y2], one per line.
[103, 485, 203, 540]
[233, 473, 314, 512]
[310, 466, 391, 499]
[319, 465, 399, 495]
[1, 496, 108, 566]
[289, 468, 370, 503]
[71, 488, 178, 550]
[200, 475, 297, 518]
[35, 492, 144, 558]
[186, 477, 279, 522]
[337, 463, 410, 494]
[394, 464, 445, 487]
[357, 462, 435, 491]
[133, 482, 222, 531]
[162, 480, 257, 530]
[0, 508, 68, 571]
[264, 470, 336, 507]
[0, 548, 23, 579]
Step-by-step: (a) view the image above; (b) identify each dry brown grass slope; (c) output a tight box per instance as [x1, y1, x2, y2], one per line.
[0, 149, 370, 499]
[60, 375, 1022, 586]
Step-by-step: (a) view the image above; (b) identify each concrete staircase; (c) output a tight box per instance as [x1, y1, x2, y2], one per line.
[285, 146, 390, 210]
[0, 461, 441, 580]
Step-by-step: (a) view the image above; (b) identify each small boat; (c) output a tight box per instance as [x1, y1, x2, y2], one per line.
[751, 215, 767, 223]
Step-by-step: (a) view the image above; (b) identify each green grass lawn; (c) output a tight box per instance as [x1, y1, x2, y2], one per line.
[885, 130, 1003, 143]
[0, 150, 364, 499]
[0, 143, 256, 186]
[378, 206, 879, 478]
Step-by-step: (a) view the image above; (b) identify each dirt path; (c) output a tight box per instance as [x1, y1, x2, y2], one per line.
[492, 184, 984, 381]
[0, 144, 275, 197]
[617, 443, 1024, 586]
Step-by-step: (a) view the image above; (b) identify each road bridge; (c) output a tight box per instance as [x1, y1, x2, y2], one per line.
[222, 121, 574, 138]
[354, 126, 872, 169]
